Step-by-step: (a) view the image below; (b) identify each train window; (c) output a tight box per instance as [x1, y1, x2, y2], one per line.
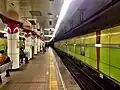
[80, 46, 85, 56]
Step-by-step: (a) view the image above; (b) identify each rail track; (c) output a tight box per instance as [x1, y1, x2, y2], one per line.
[54, 48, 120, 90]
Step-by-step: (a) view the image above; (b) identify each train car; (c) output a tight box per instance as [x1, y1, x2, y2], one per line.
[54, 25, 120, 84]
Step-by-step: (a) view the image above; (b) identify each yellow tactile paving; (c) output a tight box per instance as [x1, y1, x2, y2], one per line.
[49, 50, 59, 90]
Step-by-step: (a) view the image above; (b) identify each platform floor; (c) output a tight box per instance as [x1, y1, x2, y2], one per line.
[0, 48, 62, 90]
[0, 48, 80, 90]
[52, 49, 81, 90]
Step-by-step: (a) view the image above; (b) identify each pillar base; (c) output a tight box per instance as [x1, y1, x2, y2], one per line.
[34, 54, 37, 55]
[9, 68, 20, 71]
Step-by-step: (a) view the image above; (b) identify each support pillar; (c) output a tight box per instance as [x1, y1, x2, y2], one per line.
[30, 38, 32, 59]
[25, 32, 32, 60]
[31, 35, 34, 58]
[34, 35, 37, 55]
[7, 20, 19, 69]
[37, 37, 40, 53]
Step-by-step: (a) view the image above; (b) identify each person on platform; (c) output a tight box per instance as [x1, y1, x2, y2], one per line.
[0, 50, 11, 77]
[40, 40, 46, 53]
[20, 47, 25, 63]
[0, 50, 8, 64]
[42, 41, 46, 53]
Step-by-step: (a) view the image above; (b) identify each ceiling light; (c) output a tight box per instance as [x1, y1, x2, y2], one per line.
[19, 35, 25, 38]
[56, 15, 59, 18]
[0, 30, 7, 33]
[49, 0, 73, 42]
[95, 44, 102, 47]
[44, 35, 53, 37]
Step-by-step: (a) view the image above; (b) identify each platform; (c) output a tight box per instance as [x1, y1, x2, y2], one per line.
[51, 48, 81, 90]
[0, 47, 80, 90]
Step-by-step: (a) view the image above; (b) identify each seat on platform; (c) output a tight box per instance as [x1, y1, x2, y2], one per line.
[0, 61, 12, 74]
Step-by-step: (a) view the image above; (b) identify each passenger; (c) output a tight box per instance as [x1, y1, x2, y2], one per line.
[42, 41, 46, 53]
[0, 50, 11, 77]
[0, 50, 8, 64]
[20, 47, 25, 63]
[40, 40, 46, 53]
[40, 43, 43, 52]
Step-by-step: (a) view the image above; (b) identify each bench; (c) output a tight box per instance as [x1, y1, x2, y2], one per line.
[0, 61, 13, 83]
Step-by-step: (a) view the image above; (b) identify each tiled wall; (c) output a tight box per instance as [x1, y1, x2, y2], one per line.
[0, 38, 7, 51]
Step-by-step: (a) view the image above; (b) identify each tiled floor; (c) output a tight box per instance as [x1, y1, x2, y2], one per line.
[0, 48, 60, 90]
[0, 48, 81, 90]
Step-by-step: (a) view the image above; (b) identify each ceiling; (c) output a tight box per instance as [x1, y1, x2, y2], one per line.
[20, 0, 63, 30]
[4, 0, 62, 41]
[55, 0, 114, 41]
[0, 0, 87, 41]
[55, 0, 85, 37]
[54, 0, 120, 41]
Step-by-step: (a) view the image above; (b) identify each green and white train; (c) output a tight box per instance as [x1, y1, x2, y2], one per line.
[55, 25, 120, 83]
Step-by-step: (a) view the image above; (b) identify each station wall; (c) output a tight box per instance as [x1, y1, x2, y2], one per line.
[0, 38, 7, 51]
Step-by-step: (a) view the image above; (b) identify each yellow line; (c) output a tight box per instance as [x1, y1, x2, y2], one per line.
[49, 50, 59, 90]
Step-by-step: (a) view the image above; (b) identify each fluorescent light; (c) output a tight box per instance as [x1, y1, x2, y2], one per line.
[45, 41, 50, 43]
[53, 0, 72, 37]
[44, 28, 49, 30]
[56, 15, 59, 18]
[74, 44, 76, 46]
[95, 44, 102, 47]
[44, 35, 53, 37]
[19, 35, 25, 38]
[4, 34, 7, 37]
[49, 0, 72, 42]
[0, 30, 7, 33]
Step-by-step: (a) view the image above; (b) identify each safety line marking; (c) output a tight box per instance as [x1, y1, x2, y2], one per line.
[49, 50, 59, 90]
[51, 51, 67, 90]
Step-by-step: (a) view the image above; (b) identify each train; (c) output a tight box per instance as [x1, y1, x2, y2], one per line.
[54, 25, 120, 84]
